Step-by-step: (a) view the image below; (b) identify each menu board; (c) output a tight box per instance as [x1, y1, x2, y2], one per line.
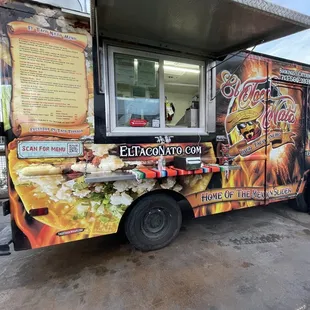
[7, 21, 90, 138]
[137, 60, 156, 87]
[115, 57, 135, 85]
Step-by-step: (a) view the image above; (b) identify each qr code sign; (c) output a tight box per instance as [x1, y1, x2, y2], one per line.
[67, 143, 81, 155]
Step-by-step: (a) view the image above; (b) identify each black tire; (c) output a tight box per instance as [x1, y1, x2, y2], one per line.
[289, 183, 309, 213]
[125, 194, 182, 251]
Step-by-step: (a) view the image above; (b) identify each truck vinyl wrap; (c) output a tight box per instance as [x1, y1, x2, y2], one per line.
[0, 1, 309, 250]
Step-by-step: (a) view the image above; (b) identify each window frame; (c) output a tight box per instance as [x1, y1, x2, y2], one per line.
[106, 45, 208, 136]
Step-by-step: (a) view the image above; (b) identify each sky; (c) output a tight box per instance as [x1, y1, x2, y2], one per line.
[35, 0, 90, 13]
[256, 0, 310, 64]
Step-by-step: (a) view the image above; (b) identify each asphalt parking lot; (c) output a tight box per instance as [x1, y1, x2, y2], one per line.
[1, 202, 310, 310]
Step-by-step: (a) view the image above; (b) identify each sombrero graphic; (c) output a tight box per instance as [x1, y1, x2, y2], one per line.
[225, 102, 264, 134]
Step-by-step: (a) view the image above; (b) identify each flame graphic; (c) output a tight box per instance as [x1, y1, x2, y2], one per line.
[196, 57, 304, 217]
[8, 56, 305, 248]
[9, 186, 88, 249]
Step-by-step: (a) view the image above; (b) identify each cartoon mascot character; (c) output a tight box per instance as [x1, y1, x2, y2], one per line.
[225, 102, 264, 142]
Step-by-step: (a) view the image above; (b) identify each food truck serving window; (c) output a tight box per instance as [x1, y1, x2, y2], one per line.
[106, 46, 207, 136]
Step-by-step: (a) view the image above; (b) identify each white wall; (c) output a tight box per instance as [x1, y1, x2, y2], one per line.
[115, 88, 196, 127]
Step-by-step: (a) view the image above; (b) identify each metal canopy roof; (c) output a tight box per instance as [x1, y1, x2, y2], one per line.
[94, 0, 310, 58]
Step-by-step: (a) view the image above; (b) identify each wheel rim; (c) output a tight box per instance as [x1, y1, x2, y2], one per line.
[141, 207, 171, 239]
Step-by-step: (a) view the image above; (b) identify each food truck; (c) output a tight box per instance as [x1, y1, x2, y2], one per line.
[1, 0, 310, 254]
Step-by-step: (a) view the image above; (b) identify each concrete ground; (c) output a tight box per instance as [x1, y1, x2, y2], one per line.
[1, 202, 310, 310]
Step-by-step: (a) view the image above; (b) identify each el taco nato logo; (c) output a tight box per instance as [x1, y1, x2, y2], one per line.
[220, 70, 297, 157]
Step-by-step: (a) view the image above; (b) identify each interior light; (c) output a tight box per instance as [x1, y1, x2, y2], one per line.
[164, 65, 200, 74]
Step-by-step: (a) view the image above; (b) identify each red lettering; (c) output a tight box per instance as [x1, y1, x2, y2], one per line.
[277, 109, 286, 122]
[22, 146, 38, 152]
[51, 147, 66, 152]
[220, 70, 268, 108]
[220, 71, 241, 99]
[261, 98, 296, 129]
[220, 70, 297, 130]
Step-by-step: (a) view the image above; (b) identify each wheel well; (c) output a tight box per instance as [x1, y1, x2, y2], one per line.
[304, 172, 310, 203]
[117, 189, 194, 234]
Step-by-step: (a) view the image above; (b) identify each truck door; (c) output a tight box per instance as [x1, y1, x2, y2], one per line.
[265, 80, 306, 203]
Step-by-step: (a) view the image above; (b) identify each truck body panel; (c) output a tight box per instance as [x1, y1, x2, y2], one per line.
[1, 1, 310, 251]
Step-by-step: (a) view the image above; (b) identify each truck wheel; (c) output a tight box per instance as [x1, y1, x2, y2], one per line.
[289, 183, 309, 213]
[125, 194, 182, 251]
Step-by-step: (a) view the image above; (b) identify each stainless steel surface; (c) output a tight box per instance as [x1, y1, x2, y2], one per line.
[207, 61, 217, 133]
[220, 165, 241, 171]
[94, 0, 310, 57]
[85, 171, 136, 183]
[0, 154, 7, 194]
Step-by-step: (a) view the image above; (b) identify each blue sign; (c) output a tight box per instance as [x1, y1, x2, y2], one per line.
[17, 141, 83, 159]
